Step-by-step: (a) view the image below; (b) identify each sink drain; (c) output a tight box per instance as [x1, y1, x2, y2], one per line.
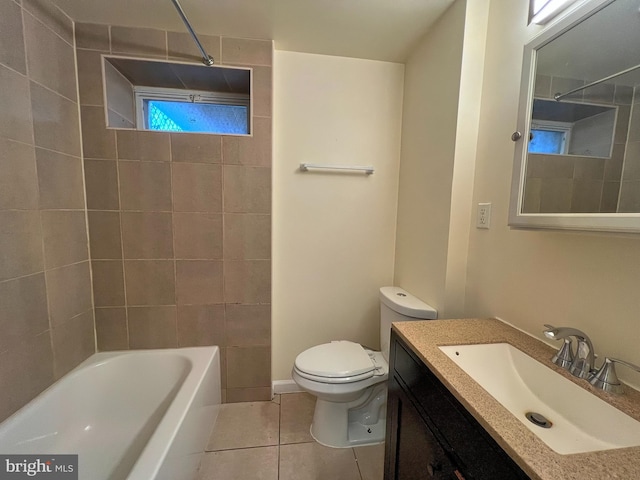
[525, 412, 552, 428]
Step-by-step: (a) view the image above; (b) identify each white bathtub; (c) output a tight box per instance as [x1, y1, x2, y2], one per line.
[0, 346, 221, 480]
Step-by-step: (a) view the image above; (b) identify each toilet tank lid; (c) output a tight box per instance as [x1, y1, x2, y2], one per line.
[379, 286, 437, 319]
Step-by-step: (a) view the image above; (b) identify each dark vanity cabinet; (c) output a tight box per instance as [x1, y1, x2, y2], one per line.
[384, 331, 530, 480]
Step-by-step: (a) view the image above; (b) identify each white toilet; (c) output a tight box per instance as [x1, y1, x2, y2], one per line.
[291, 286, 437, 448]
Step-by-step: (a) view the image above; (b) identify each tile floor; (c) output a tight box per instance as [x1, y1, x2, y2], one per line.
[197, 392, 385, 480]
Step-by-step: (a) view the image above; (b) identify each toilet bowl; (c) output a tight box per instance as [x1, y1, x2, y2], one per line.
[292, 286, 437, 448]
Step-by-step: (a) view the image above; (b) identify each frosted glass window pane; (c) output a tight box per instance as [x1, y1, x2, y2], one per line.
[146, 100, 248, 134]
[529, 129, 566, 154]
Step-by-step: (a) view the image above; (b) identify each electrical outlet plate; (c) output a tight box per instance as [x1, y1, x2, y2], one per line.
[477, 203, 491, 229]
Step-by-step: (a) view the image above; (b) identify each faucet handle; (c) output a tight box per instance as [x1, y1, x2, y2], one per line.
[590, 357, 640, 394]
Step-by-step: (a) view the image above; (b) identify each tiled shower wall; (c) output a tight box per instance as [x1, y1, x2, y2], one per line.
[525, 74, 634, 213]
[0, 0, 94, 422]
[619, 87, 640, 211]
[75, 23, 273, 402]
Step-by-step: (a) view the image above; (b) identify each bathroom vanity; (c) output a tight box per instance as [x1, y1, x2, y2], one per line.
[385, 330, 529, 479]
[384, 319, 640, 480]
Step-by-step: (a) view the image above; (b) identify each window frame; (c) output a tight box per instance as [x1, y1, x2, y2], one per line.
[529, 119, 573, 155]
[133, 86, 251, 134]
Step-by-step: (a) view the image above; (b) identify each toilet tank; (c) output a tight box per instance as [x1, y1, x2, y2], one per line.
[379, 286, 437, 361]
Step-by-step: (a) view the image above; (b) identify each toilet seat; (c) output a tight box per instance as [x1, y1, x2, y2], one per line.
[294, 341, 381, 384]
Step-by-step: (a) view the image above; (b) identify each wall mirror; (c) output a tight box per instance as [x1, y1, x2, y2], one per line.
[509, 0, 640, 232]
[103, 56, 252, 135]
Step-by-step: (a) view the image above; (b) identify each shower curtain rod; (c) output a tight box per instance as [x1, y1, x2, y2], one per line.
[170, 0, 215, 66]
[554, 63, 640, 101]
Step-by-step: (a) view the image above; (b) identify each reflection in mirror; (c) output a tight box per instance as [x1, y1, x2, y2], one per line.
[103, 57, 251, 135]
[518, 0, 640, 217]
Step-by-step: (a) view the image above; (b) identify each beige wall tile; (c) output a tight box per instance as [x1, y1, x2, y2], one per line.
[124, 260, 176, 305]
[223, 214, 271, 260]
[0, 0, 26, 74]
[51, 310, 95, 378]
[173, 212, 222, 259]
[570, 180, 603, 213]
[80, 106, 116, 159]
[95, 307, 128, 351]
[0, 332, 53, 422]
[169, 163, 221, 213]
[75, 23, 110, 52]
[76, 49, 104, 106]
[22, 0, 73, 45]
[175, 260, 223, 305]
[252, 66, 272, 118]
[30, 82, 81, 156]
[41, 211, 89, 269]
[36, 148, 85, 209]
[206, 402, 279, 450]
[128, 306, 177, 349]
[279, 442, 362, 480]
[119, 160, 172, 211]
[23, 11, 77, 101]
[615, 105, 631, 144]
[622, 142, 640, 181]
[221, 38, 272, 66]
[116, 130, 170, 161]
[0, 210, 43, 281]
[226, 346, 270, 388]
[0, 273, 48, 354]
[88, 211, 122, 259]
[615, 85, 634, 105]
[91, 260, 125, 307]
[0, 64, 33, 144]
[618, 181, 640, 212]
[539, 178, 573, 213]
[167, 31, 221, 64]
[121, 212, 174, 259]
[225, 387, 271, 402]
[177, 305, 225, 347]
[0, 138, 38, 210]
[84, 159, 120, 210]
[521, 178, 541, 213]
[111, 26, 166, 58]
[226, 304, 270, 347]
[223, 166, 271, 213]
[171, 163, 222, 213]
[45, 261, 93, 327]
[534, 74, 551, 98]
[197, 447, 278, 480]
[224, 260, 271, 304]
[582, 82, 614, 104]
[222, 117, 271, 166]
[573, 158, 605, 180]
[601, 182, 620, 213]
[170, 133, 222, 163]
[604, 146, 624, 181]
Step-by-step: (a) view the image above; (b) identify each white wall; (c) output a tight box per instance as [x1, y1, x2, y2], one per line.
[465, 0, 640, 387]
[272, 51, 404, 381]
[393, 0, 490, 318]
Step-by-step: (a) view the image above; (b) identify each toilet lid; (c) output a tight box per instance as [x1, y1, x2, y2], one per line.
[294, 341, 375, 378]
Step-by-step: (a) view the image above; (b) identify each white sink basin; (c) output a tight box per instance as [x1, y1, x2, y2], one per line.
[439, 343, 640, 455]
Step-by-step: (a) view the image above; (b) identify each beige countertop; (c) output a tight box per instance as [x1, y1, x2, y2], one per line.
[392, 318, 640, 480]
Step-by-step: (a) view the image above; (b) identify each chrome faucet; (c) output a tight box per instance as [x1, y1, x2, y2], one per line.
[590, 357, 640, 394]
[543, 325, 595, 379]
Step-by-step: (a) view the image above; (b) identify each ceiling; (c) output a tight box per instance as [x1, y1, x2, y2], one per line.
[51, 0, 455, 63]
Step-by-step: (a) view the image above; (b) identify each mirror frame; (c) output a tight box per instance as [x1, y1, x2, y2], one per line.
[509, 0, 640, 233]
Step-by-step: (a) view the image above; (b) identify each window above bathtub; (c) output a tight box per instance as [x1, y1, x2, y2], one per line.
[103, 56, 252, 136]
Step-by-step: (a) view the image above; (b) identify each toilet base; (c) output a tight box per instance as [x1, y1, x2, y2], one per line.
[310, 383, 387, 448]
